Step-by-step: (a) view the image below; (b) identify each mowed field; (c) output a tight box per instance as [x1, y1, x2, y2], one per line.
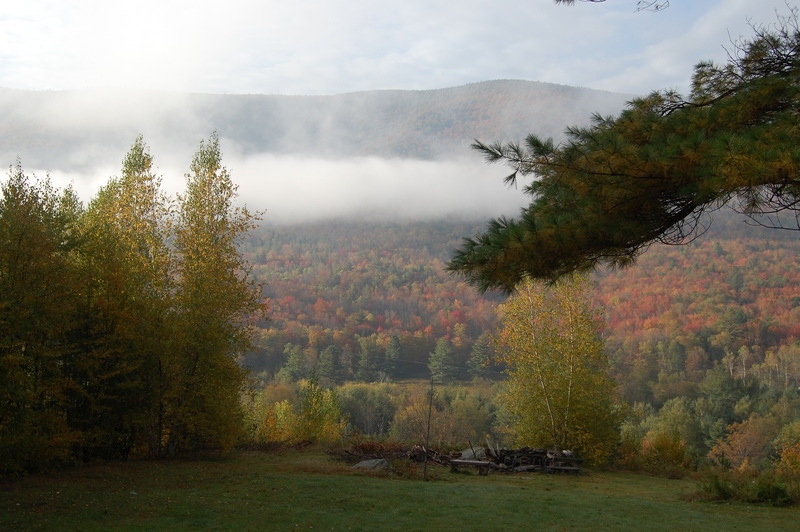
[1, 449, 796, 531]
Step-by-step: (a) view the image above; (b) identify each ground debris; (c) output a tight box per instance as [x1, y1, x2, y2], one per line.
[331, 441, 456, 467]
[332, 441, 581, 475]
[485, 447, 583, 474]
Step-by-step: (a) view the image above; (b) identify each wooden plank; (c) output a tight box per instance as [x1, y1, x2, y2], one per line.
[450, 459, 499, 475]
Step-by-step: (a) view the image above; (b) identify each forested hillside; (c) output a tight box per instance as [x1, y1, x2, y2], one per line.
[242, 211, 800, 477]
[4, 77, 800, 484]
[242, 220, 502, 381]
[243, 211, 800, 397]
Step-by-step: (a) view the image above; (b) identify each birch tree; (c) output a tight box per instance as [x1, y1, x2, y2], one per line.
[494, 274, 619, 464]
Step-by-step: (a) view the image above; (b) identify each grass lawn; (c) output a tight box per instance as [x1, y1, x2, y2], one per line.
[1, 449, 797, 531]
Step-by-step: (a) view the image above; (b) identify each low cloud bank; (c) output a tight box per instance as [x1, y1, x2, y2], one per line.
[42, 154, 528, 225]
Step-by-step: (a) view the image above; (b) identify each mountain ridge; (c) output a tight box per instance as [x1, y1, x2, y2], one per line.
[0, 79, 631, 172]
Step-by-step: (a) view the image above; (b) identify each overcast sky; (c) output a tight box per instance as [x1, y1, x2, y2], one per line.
[2, 1, 797, 97]
[3, 1, 798, 223]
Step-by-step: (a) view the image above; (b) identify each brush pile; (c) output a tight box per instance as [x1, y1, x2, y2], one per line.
[336, 440, 582, 475]
[450, 445, 582, 475]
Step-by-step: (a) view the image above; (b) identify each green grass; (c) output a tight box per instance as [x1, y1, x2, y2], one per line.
[1, 450, 797, 531]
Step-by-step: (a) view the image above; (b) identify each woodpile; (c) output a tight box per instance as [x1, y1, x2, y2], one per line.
[336, 441, 582, 475]
[451, 445, 582, 474]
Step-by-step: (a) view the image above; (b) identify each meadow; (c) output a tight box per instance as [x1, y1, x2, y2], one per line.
[2, 449, 796, 531]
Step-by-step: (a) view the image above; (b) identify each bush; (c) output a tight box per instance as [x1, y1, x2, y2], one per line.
[695, 468, 794, 506]
[698, 470, 735, 501]
[249, 378, 346, 446]
[752, 474, 792, 507]
[338, 383, 396, 436]
[388, 386, 499, 448]
[637, 431, 693, 478]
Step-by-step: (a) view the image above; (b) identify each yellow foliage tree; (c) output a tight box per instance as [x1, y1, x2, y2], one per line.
[494, 274, 620, 464]
[161, 133, 264, 454]
[254, 378, 345, 445]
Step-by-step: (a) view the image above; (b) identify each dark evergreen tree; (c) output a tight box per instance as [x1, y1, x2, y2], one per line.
[467, 333, 494, 380]
[428, 337, 457, 383]
[356, 336, 379, 382]
[277, 343, 307, 382]
[449, 16, 800, 291]
[0, 165, 83, 472]
[383, 335, 402, 378]
[318, 345, 339, 384]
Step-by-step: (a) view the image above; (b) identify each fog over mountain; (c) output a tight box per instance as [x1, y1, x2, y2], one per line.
[0, 80, 630, 223]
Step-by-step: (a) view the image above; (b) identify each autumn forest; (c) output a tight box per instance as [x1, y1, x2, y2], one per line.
[3, 137, 800, 507]
[242, 211, 800, 477]
[4, 30, 800, 503]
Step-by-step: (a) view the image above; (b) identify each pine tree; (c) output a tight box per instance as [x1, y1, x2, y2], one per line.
[428, 337, 457, 383]
[317, 345, 339, 384]
[467, 333, 494, 380]
[384, 335, 402, 378]
[277, 343, 307, 382]
[449, 15, 800, 291]
[356, 336, 379, 382]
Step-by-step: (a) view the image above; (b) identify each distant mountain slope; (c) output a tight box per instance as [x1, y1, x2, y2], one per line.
[240, 212, 800, 385]
[0, 80, 630, 171]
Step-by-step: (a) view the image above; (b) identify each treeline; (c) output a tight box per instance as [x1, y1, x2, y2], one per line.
[0, 135, 261, 474]
[596, 232, 800, 479]
[599, 235, 800, 406]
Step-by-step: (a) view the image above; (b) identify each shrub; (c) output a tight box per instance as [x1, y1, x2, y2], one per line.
[752, 473, 792, 506]
[250, 378, 346, 446]
[388, 386, 499, 448]
[338, 383, 396, 436]
[697, 470, 735, 501]
[638, 431, 693, 478]
[695, 468, 794, 506]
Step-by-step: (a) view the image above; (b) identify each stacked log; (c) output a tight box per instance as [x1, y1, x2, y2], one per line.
[337, 442, 582, 475]
[486, 447, 582, 473]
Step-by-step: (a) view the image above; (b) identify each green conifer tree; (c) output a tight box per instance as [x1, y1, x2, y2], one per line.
[0, 165, 83, 472]
[428, 337, 457, 383]
[449, 16, 800, 291]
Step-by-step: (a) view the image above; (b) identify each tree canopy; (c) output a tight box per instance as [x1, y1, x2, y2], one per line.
[448, 15, 800, 292]
[0, 135, 262, 473]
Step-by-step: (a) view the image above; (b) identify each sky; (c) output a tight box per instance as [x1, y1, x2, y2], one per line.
[2, 0, 797, 97]
[2, 0, 798, 223]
